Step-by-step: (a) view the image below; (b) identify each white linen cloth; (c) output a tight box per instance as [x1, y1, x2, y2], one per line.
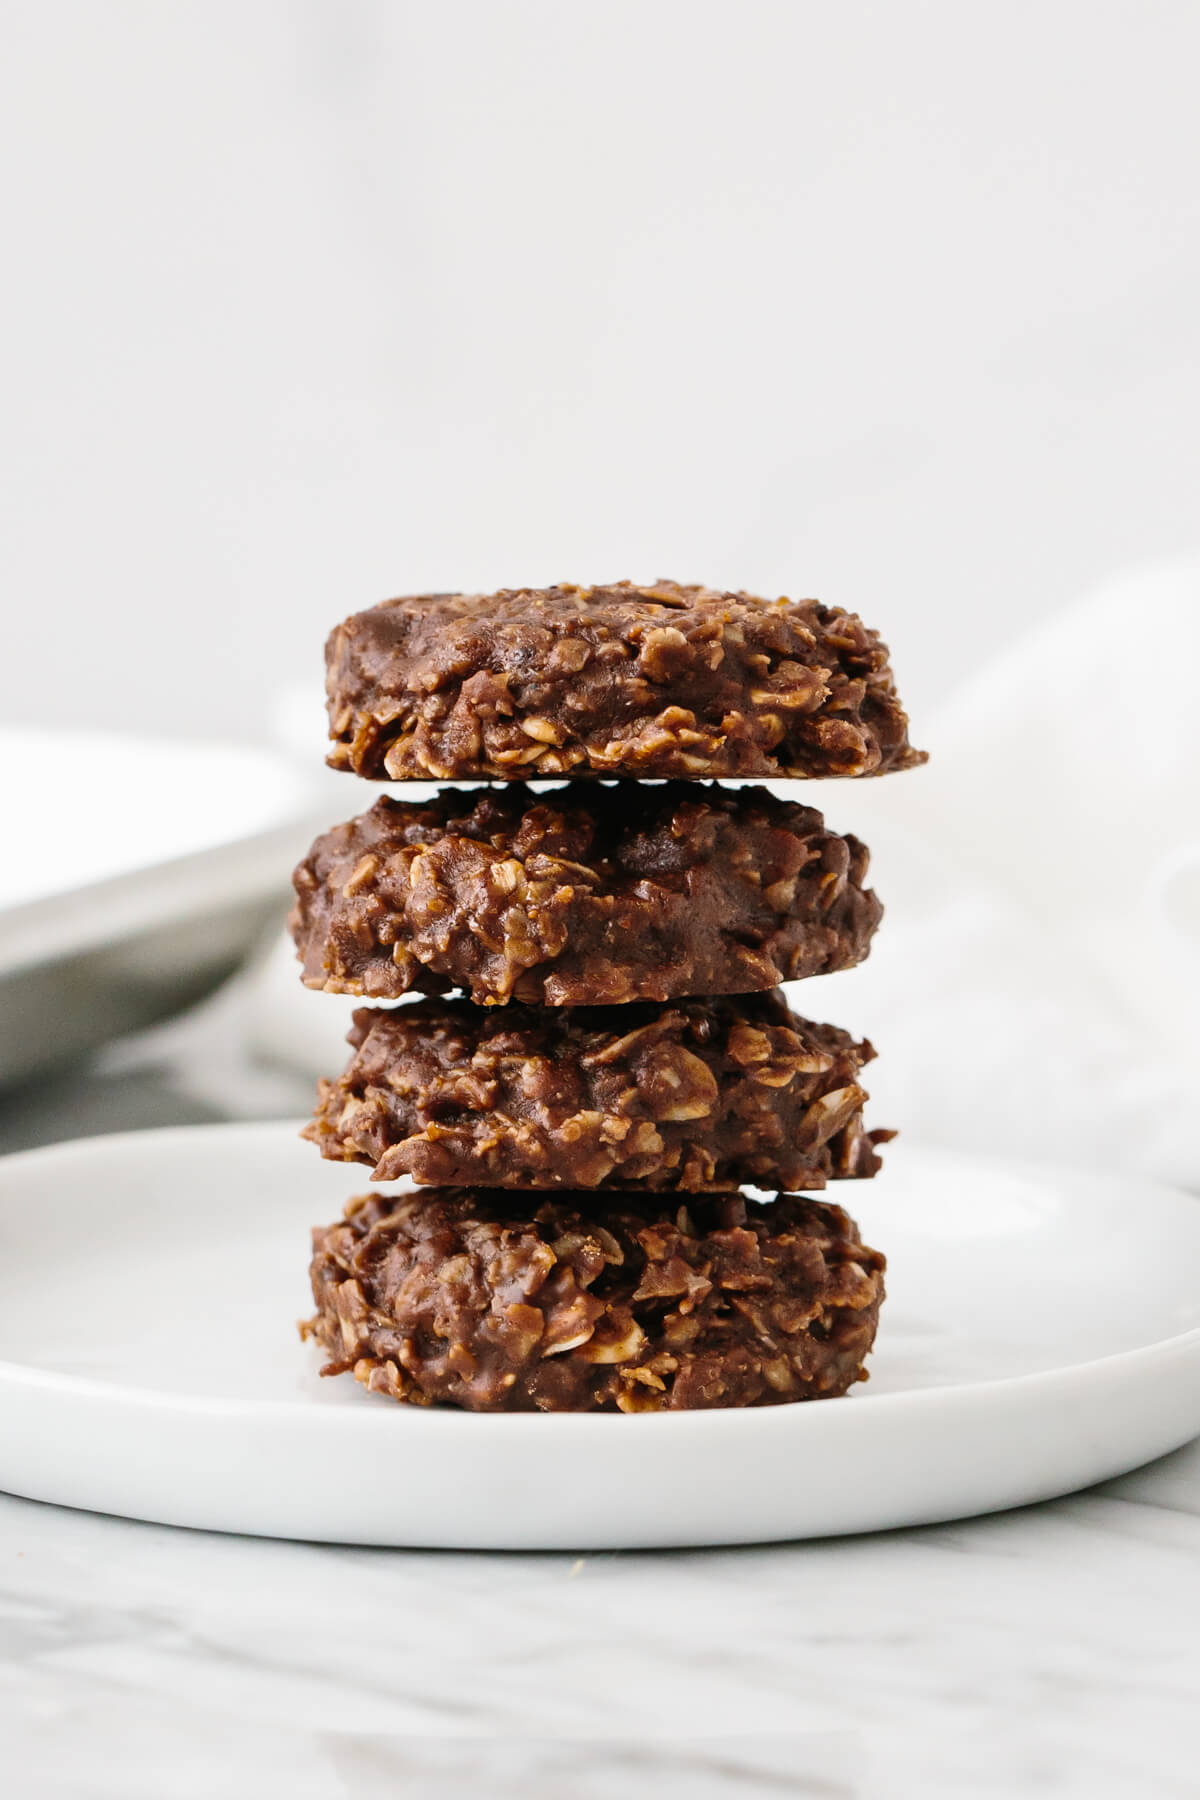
[247, 559, 1200, 1190]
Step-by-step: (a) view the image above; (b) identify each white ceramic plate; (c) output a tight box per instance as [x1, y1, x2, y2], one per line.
[1, 1123, 1198, 1549]
[0, 729, 328, 1086]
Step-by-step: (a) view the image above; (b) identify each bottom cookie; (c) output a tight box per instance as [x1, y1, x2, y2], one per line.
[304, 1189, 885, 1412]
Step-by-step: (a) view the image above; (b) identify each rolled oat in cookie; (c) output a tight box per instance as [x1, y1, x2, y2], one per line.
[289, 782, 882, 1005]
[324, 581, 926, 782]
[303, 1187, 886, 1412]
[303, 991, 891, 1191]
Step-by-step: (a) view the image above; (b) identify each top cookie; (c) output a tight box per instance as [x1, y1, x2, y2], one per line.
[325, 581, 926, 782]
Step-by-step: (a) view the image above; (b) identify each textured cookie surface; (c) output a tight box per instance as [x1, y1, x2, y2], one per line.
[324, 581, 926, 781]
[305, 1188, 885, 1412]
[304, 991, 889, 1190]
[290, 783, 882, 1005]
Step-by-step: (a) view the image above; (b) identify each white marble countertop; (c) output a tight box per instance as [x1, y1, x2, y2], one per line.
[4, 1441, 1199, 1800]
[3, 1001, 1198, 1800]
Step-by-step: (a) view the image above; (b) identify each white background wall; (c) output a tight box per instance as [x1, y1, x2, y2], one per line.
[2, 0, 1198, 741]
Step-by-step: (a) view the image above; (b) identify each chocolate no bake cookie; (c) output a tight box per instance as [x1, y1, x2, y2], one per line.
[304, 991, 889, 1190]
[324, 581, 926, 782]
[290, 783, 882, 1006]
[304, 1187, 886, 1412]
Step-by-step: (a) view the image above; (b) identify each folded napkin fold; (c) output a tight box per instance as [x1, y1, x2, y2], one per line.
[825, 556, 1200, 1189]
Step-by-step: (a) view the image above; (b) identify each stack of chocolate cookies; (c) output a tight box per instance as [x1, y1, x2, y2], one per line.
[294, 582, 925, 1412]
